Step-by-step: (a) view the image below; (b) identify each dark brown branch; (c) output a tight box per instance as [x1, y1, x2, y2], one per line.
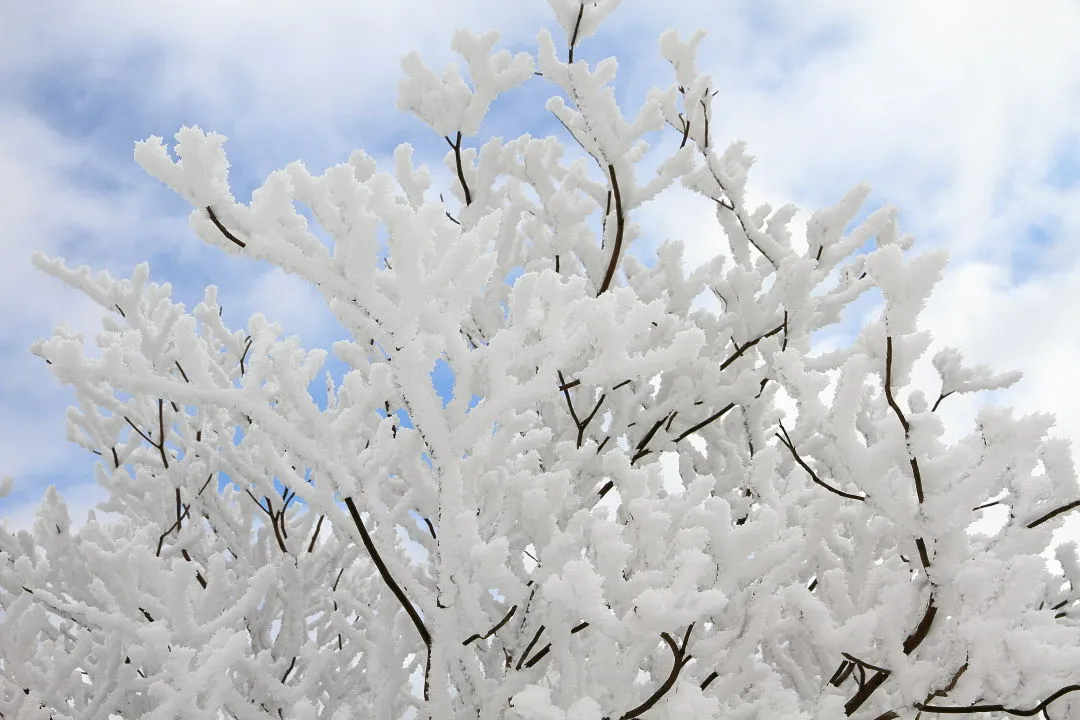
[156, 398, 169, 469]
[156, 505, 189, 557]
[630, 413, 671, 465]
[557, 371, 609, 448]
[619, 624, 695, 719]
[674, 402, 735, 444]
[930, 390, 953, 413]
[579, 395, 607, 448]
[885, 336, 925, 504]
[521, 620, 590, 671]
[181, 548, 207, 589]
[174, 361, 190, 383]
[841, 657, 891, 716]
[1027, 499, 1080, 529]
[916, 684, 1080, 716]
[205, 206, 246, 248]
[921, 661, 969, 707]
[239, 336, 253, 376]
[558, 378, 581, 392]
[841, 652, 889, 677]
[719, 322, 785, 372]
[343, 497, 431, 651]
[445, 132, 473, 206]
[242, 488, 288, 553]
[601, 190, 612, 248]
[902, 598, 937, 655]
[331, 567, 345, 651]
[677, 112, 690, 149]
[836, 595, 939, 714]
[558, 370, 584, 430]
[598, 164, 625, 295]
[306, 514, 325, 553]
[463, 604, 518, 647]
[516, 625, 546, 671]
[567, 2, 584, 64]
[775, 421, 866, 501]
[830, 659, 854, 686]
[915, 537, 932, 570]
[700, 97, 711, 151]
[280, 656, 297, 684]
[155, 474, 214, 557]
[123, 416, 154, 449]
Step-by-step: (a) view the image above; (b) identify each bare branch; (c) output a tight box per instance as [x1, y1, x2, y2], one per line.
[205, 206, 246, 248]
[598, 164, 625, 295]
[1026, 499, 1080, 529]
[445, 132, 473, 207]
[775, 421, 866, 501]
[343, 497, 431, 651]
[719, 322, 785, 373]
[916, 684, 1080, 716]
[618, 624, 695, 719]
[885, 336, 925, 504]
[567, 2, 584, 64]
[463, 604, 518, 647]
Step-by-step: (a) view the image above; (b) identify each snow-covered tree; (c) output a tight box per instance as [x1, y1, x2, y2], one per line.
[5, 2, 1080, 718]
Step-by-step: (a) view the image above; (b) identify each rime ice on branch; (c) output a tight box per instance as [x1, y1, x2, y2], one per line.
[6, 1, 1080, 718]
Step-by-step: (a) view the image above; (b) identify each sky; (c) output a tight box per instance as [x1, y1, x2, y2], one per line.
[1, 0, 1080, 555]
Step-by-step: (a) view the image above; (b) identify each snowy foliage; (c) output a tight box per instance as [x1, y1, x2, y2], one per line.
[5, 2, 1080, 718]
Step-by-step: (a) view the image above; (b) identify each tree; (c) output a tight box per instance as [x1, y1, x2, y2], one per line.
[4, 1, 1080, 718]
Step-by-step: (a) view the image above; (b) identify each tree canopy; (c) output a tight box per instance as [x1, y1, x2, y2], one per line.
[4, 1, 1080, 718]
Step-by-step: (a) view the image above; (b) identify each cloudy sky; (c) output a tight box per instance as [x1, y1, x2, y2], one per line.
[2, 0, 1079, 545]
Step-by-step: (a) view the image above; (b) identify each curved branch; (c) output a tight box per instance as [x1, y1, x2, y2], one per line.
[916, 684, 1080, 716]
[598, 163, 625, 295]
[618, 624, 695, 719]
[902, 597, 937, 655]
[205, 206, 246, 248]
[462, 604, 518, 647]
[885, 336, 925, 504]
[775, 421, 866, 501]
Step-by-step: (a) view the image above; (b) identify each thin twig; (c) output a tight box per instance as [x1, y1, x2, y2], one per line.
[205, 206, 246, 248]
